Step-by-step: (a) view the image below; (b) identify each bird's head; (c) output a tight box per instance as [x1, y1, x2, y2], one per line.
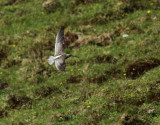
[66, 54, 72, 59]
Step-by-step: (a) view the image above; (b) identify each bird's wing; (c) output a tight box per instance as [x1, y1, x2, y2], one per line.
[55, 27, 65, 55]
[55, 57, 66, 71]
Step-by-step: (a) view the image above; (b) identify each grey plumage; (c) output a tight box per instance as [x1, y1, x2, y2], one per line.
[55, 27, 65, 55]
[48, 27, 72, 71]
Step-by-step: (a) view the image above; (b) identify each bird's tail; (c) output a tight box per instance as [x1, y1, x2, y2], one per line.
[48, 56, 55, 65]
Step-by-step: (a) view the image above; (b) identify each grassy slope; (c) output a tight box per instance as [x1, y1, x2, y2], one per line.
[0, 0, 160, 124]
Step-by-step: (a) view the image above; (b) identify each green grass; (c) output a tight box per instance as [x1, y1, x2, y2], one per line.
[0, 0, 160, 124]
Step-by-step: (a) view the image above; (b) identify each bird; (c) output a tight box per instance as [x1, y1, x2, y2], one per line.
[48, 27, 72, 71]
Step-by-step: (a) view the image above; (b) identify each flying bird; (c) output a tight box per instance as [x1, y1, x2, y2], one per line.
[48, 27, 72, 71]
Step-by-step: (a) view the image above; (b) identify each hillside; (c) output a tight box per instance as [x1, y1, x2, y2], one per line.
[0, 0, 160, 124]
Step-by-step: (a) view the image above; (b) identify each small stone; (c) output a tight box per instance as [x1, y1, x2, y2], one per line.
[122, 34, 129, 38]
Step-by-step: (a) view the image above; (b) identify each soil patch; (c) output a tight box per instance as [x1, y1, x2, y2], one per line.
[7, 95, 32, 109]
[0, 83, 9, 90]
[148, 91, 160, 102]
[0, 47, 8, 64]
[65, 32, 78, 48]
[104, 68, 122, 80]
[4, 0, 29, 5]
[34, 86, 62, 98]
[88, 68, 122, 84]
[126, 58, 160, 79]
[130, 98, 145, 106]
[75, 0, 99, 5]
[121, 0, 150, 13]
[0, 109, 8, 118]
[88, 75, 107, 84]
[66, 75, 82, 83]
[122, 116, 151, 125]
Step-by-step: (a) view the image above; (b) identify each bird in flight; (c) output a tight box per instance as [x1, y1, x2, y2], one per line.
[48, 27, 72, 71]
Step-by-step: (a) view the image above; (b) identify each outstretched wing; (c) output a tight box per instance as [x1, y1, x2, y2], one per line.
[55, 27, 65, 55]
[55, 57, 66, 71]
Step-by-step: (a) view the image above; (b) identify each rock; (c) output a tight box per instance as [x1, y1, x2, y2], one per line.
[122, 34, 129, 38]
